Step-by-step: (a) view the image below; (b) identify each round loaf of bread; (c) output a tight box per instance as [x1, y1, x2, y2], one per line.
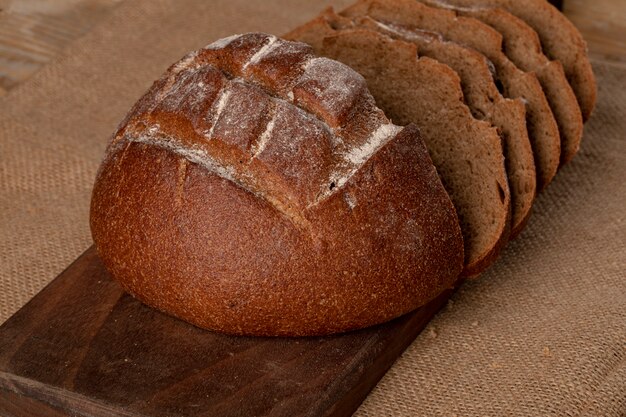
[90, 33, 464, 336]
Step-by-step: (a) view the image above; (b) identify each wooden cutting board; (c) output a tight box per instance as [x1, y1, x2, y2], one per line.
[0, 247, 453, 417]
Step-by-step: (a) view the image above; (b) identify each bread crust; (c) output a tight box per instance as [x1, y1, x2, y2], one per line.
[90, 33, 464, 336]
[426, 0, 597, 121]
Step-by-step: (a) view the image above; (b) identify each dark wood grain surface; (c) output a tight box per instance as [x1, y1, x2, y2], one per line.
[0, 247, 452, 417]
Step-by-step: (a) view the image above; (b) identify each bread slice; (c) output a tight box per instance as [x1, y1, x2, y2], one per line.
[425, 0, 596, 121]
[350, 15, 535, 237]
[341, 0, 560, 190]
[420, 1, 583, 164]
[286, 23, 511, 275]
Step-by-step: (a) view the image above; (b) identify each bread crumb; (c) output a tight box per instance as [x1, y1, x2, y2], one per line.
[427, 327, 438, 338]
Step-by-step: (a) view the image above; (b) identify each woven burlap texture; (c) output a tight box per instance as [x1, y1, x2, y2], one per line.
[0, 1, 624, 415]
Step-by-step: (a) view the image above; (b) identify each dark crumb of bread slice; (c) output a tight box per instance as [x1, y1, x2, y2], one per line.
[341, 0, 561, 191]
[287, 22, 511, 276]
[425, 0, 596, 121]
[440, 5, 583, 165]
[352, 15, 535, 237]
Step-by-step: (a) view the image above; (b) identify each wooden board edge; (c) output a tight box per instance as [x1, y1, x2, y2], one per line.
[0, 371, 141, 417]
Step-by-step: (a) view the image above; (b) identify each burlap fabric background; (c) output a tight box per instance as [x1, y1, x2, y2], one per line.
[0, 1, 624, 415]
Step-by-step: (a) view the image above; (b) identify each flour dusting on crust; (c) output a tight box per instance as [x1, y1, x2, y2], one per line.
[207, 88, 233, 138]
[252, 114, 276, 157]
[242, 35, 278, 70]
[204, 34, 241, 50]
[116, 33, 406, 212]
[132, 133, 236, 183]
[346, 124, 402, 165]
[317, 123, 402, 202]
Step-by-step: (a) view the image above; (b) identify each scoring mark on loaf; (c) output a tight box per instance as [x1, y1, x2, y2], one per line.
[251, 107, 277, 158]
[132, 134, 237, 183]
[242, 35, 278, 70]
[311, 123, 402, 206]
[345, 123, 402, 165]
[334, 123, 401, 191]
[206, 87, 233, 139]
[175, 158, 188, 208]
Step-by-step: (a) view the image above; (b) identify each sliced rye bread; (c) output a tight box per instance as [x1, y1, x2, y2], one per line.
[341, 0, 561, 191]
[286, 22, 511, 276]
[331, 12, 535, 238]
[420, 1, 583, 165]
[424, 0, 596, 121]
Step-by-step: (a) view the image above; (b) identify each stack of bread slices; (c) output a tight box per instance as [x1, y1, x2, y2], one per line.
[285, 0, 595, 277]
